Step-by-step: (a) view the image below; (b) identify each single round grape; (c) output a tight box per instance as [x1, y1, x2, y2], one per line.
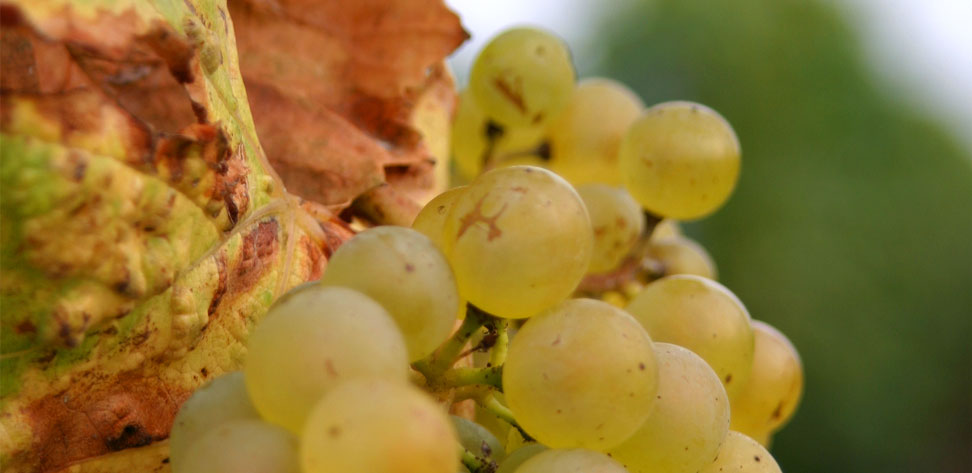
[301, 379, 458, 473]
[169, 372, 260, 472]
[650, 219, 682, 240]
[413, 186, 468, 250]
[576, 184, 645, 273]
[514, 448, 628, 473]
[608, 343, 730, 473]
[698, 431, 782, 473]
[452, 90, 547, 181]
[504, 299, 657, 450]
[619, 101, 740, 220]
[600, 290, 627, 308]
[175, 419, 299, 473]
[730, 320, 804, 436]
[496, 443, 547, 473]
[452, 416, 505, 465]
[470, 27, 575, 127]
[548, 78, 644, 186]
[320, 226, 460, 361]
[244, 285, 408, 433]
[625, 274, 754, 399]
[647, 235, 718, 279]
[442, 166, 592, 318]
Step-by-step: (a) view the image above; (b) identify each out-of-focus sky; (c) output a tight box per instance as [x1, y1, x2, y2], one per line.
[444, 0, 972, 154]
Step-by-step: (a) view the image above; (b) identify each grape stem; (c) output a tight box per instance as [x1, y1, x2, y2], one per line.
[461, 446, 498, 473]
[489, 318, 509, 366]
[478, 391, 533, 442]
[413, 304, 491, 379]
[440, 365, 503, 389]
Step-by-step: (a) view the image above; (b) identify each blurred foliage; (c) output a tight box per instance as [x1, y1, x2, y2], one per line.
[596, 0, 972, 471]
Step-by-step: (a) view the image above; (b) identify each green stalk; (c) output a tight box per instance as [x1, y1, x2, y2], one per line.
[479, 392, 533, 442]
[461, 446, 498, 473]
[413, 304, 487, 379]
[440, 365, 503, 389]
[489, 318, 509, 366]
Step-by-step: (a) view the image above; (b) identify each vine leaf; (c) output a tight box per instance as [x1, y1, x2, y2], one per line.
[232, 0, 466, 208]
[0, 0, 464, 471]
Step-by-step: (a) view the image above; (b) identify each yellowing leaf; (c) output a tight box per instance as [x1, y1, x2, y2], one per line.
[0, 0, 463, 471]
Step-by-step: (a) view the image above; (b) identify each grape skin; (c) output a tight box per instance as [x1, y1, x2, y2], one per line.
[470, 27, 576, 127]
[495, 443, 547, 473]
[625, 274, 754, 399]
[547, 78, 644, 186]
[301, 379, 459, 473]
[244, 286, 408, 433]
[169, 372, 260, 472]
[320, 226, 460, 361]
[176, 419, 299, 473]
[619, 101, 740, 220]
[452, 415, 506, 465]
[730, 320, 804, 437]
[650, 219, 682, 240]
[451, 89, 547, 181]
[442, 166, 592, 318]
[514, 448, 628, 473]
[698, 431, 782, 473]
[608, 343, 730, 473]
[503, 299, 658, 450]
[576, 184, 646, 274]
[647, 235, 718, 279]
[413, 186, 468, 250]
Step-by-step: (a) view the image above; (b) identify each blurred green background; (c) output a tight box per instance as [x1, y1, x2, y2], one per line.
[450, 0, 971, 470]
[592, 0, 972, 471]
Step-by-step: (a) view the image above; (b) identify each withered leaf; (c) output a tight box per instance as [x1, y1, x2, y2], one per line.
[0, 0, 463, 471]
[231, 0, 466, 209]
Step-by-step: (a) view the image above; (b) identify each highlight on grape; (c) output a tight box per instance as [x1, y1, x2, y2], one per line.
[170, 25, 802, 473]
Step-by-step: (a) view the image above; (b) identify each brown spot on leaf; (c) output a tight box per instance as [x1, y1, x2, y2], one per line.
[15, 320, 36, 334]
[208, 253, 228, 316]
[231, 220, 280, 294]
[21, 371, 178, 472]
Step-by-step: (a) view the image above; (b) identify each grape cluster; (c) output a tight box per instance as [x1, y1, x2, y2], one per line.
[169, 26, 803, 473]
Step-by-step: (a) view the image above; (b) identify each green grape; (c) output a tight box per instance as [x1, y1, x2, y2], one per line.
[514, 448, 628, 473]
[244, 285, 408, 433]
[442, 166, 592, 318]
[413, 186, 468, 250]
[547, 78, 644, 186]
[608, 343, 730, 473]
[169, 372, 260, 472]
[503, 299, 657, 450]
[619, 101, 740, 220]
[469, 27, 576, 127]
[320, 226, 460, 361]
[751, 429, 774, 448]
[175, 419, 299, 473]
[495, 444, 547, 473]
[452, 415, 506, 465]
[647, 235, 718, 279]
[730, 320, 804, 436]
[452, 90, 547, 181]
[650, 219, 682, 240]
[576, 184, 645, 273]
[698, 431, 782, 473]
[625, 274, 754, 399]
[301, 379, 459, 473]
